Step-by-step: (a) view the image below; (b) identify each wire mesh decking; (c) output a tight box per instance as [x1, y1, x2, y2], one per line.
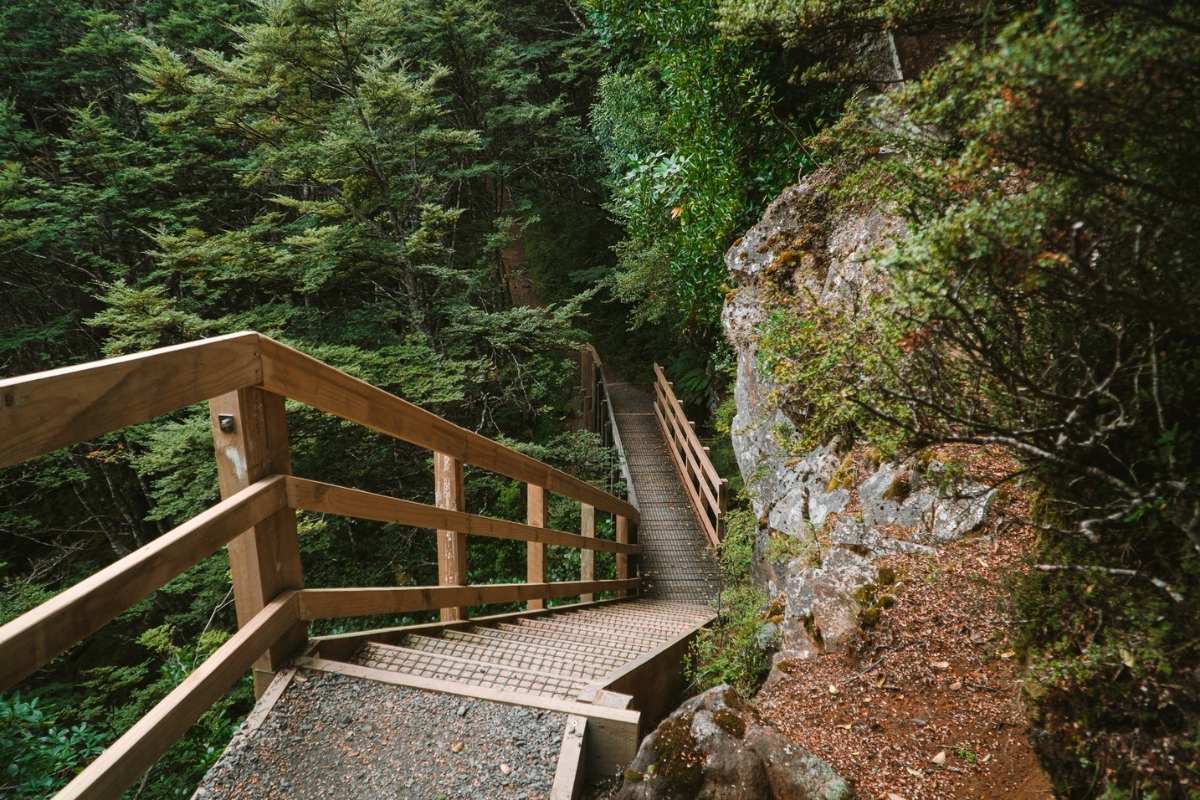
[604, 382, 721, 606]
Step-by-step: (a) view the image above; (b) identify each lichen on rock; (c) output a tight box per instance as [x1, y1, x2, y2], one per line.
[721, 168, 997, 662]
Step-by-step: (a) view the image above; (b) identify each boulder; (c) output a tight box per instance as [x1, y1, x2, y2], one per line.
[616, 686, 852, 800]
[721, 170, 998, 659]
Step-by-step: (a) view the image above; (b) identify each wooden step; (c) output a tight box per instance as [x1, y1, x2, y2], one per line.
[500, 621, 658, 653]
[401, 634, 611, 680]
[443, 629, 629, 668]
[515, 617, 673, 647]
[460, 626, 642, 661]
[559, 609, 703, 634]
[353, 642, 589, 700]
[490, 623, 650, 657]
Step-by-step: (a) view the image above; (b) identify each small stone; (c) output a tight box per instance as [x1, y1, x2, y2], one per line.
[450, 740, 464, 753]
[499, 763, 512, 775]
[457, 704, 468, 717]
[931, 750, 947, 766]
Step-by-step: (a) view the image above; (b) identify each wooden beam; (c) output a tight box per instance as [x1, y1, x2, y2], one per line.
[580, 503, 595, 604]
[209, 388, 306, 696]
[434, 452, 467, 622]
[0, 332, 261, 469]
[550, 714, 588, 800]
[286, 478, 639, 555]
[258, 336, 638, 522]
[527, 484, 546, 610]
[297, 579, 641, 620]
[296, 656, 641, 728]
[0, 477, 287, 692]
[53, 593, 300, 800]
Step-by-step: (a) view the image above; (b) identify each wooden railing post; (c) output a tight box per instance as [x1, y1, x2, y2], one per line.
[527, 484, 546, 609]
[208, 387, 306, 697]
[435, 452, 467, 621]
[580, 502, 595, 602]
[616, 514, 630, 597]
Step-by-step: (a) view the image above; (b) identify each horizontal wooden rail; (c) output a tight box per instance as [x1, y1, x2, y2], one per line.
[0, 332, 637, 523]
[259, 337, 638, 522]
[0, 332, 262, 470]
[54, 593, 300, 800]
[298, 579, 641, 620]
[288, 478, 639, 555]
[652, 364, 727, 547]
[0, 476, 288, 691]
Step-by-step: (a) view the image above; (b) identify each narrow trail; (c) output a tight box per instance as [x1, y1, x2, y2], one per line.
[605, 380, 721, 606]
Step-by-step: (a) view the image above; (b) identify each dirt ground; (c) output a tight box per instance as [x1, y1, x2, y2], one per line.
[757, 446, 1055, 800]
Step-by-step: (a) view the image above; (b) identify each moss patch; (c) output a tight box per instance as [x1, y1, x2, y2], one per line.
[712, 708, 747, 738]
[652, 713, 705, 798]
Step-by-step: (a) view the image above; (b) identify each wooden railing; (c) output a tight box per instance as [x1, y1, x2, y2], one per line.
[0, 332, 639, 800]
[651, 364, 727, 547]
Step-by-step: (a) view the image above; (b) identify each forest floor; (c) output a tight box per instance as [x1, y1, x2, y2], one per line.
[757, 445, 1055, 800]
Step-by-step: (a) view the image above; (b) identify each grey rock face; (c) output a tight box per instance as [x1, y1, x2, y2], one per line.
[615, 685, 852, 800]
[721, 172, 996, 660]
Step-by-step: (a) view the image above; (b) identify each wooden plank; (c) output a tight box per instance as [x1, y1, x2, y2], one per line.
[527, 484, 546, 610]
[297, 579, 641, 620]
[286, 478, 639, 555]
[434, 452, 467, 622]
[0, 477, 287, 692]
[0, 332, 262, 469]
[579, 503, 595, 603]
[210, 388, 307, 696]
[258, 337, 638, 522]
[53, 593, 300, 800]
[550, 714, 588, 800]
[616, 516, 631, 598]
[295, 656, 642, 727]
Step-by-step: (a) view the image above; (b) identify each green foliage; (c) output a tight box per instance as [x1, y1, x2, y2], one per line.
[687, 583, 772, 697]
[0, 0, 616, 795]
[587, 0, 837, 343]
[0, 693, 105, 797]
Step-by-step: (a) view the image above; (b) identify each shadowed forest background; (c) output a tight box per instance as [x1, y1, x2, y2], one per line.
[1, 0, 1197, 797]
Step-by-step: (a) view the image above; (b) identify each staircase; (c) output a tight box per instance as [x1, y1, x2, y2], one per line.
[349, 599, 715, 700]
[0, 334, 727, 800]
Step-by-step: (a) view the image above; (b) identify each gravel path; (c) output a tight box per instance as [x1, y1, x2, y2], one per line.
[195, 669, 565, 800]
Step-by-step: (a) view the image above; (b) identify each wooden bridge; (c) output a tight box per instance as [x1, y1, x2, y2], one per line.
[0, 334, 727, 799]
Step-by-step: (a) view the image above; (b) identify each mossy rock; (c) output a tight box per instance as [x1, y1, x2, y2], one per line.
[624, 768, 644, 783]
[712, 708, 747, 738]
[652, 713, 705, 797]
[877, 565, 896, 586]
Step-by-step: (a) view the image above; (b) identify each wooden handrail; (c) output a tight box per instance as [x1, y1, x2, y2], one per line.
[0, 332, 637, 523]
[651, 364, 727, 547]
[259, 336, 638, 521]
[0, 476, 288, 691]
[297, 580, 641, 620]
[0, 332, 262, 470]
[288, 477, 640, 555]
[0, 333, 641, 798]
[53, 593, 300, 800]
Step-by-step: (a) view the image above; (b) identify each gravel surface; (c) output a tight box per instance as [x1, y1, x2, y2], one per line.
[195, 669, 565, 800]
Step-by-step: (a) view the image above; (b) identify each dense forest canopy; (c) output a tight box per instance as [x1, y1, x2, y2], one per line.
[1, 0, 1197, 797]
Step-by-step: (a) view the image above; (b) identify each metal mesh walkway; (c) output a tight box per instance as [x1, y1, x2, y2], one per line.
[606, 382, 720, 606]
